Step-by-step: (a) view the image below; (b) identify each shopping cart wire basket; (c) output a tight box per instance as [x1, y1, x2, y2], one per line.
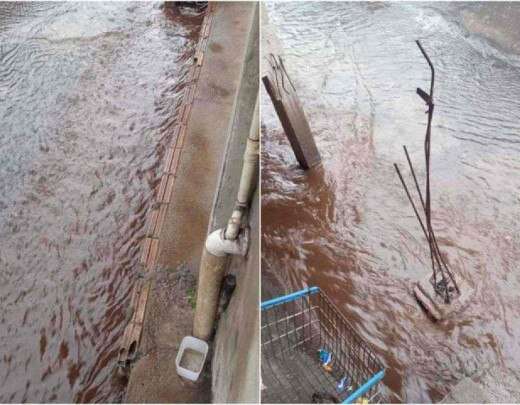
[261, 287, 385, 403]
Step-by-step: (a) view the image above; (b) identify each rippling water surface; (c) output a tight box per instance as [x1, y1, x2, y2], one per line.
[262, 2, 520, 402]
[0, 2, 201, 402]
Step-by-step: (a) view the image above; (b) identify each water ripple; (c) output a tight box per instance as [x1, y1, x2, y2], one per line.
[0, 2, 202, 402]
[263, 2, 520, 402]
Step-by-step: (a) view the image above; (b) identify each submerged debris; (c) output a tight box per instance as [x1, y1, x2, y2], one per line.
[394, 40, 460, 306]
[262, 54, 321, 170]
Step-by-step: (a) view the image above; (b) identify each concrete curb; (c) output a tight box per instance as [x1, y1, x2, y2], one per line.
[118, 5, 214, 369]
[124, 3, 258, 402]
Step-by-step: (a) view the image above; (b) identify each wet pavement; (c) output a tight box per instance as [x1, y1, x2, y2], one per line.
[0, 2, 201, 402]
[261, 2, 520, 402]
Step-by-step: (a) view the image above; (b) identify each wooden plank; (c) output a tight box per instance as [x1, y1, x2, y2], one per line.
[262, 54, 321, 169]
[413, 273, 472, 321]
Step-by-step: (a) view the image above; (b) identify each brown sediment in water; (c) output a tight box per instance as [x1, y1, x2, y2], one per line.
[461, 3, 520, 55]
[262, 2, 520, 402]
[0, 2, 203, 402]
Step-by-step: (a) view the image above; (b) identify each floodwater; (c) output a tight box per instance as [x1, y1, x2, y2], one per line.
[262, 2, 520, 402]
[0, 2, 201, 402]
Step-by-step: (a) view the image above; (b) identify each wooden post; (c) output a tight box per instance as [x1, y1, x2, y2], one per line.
[262, 54, 321, 170]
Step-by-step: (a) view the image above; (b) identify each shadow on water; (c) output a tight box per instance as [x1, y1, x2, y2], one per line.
[262, 2, 520, 402]
[0, 2, 202, 402]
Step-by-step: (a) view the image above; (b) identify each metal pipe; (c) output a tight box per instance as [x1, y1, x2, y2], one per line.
[403, 145, 449, 290]
[416, 40, 434, 100]
[415, 42, 460, 297]
[394, 164, 428, 239]
[402, 145, 440, 287]
[193, 95, 259, 341]
[394, 41, 460, 304]
[403, 145, 425, 211]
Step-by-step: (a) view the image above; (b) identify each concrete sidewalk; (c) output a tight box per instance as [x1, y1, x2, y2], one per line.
[125, 3, 258, 402]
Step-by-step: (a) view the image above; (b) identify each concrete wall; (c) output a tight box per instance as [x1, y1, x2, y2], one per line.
[212, 194, 259, 403]
[209, 3, 259, 402]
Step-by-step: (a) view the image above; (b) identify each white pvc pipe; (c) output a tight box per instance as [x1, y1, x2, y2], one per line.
[194, 94, 259, 340]
[206, 227, 249, 257]
[225, 97, 259, 241]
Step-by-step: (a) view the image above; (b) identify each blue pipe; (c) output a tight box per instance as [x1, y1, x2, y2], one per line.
[261, 286, 320, 310]
[342, 370, 385, 404]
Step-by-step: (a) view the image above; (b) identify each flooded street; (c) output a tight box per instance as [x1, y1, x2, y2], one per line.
[262, 2, 520, 402]
[0, 2, 201, 402]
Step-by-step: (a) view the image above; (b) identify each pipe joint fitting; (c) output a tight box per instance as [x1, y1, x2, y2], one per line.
[205, 227, 249, 257]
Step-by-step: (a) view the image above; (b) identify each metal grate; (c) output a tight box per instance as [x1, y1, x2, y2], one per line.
[261, 287, 385, 404]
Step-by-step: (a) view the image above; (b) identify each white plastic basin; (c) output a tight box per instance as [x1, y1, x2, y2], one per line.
[175, 336, 209, 382]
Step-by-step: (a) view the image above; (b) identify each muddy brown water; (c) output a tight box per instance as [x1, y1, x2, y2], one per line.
[0, 2, 201, 402]
[262, 2, 520, 403]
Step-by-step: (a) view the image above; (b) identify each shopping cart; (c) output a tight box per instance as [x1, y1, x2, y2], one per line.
[261, 287, 385, 403]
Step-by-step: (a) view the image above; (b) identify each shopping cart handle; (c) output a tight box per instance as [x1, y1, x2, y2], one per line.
[261, 286, 320, 310]
[342, 370, 385, 404]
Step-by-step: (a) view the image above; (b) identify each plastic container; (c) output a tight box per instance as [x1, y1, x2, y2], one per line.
[175, 336, 209, 381]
